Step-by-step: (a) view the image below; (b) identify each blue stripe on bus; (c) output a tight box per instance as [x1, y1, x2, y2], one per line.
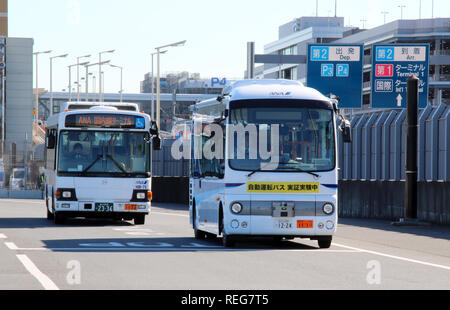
[225, 183, 245, 188]
[321, 184, 338, 190]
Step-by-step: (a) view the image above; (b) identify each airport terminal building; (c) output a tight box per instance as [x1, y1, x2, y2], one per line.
[257, 17, 450, 108]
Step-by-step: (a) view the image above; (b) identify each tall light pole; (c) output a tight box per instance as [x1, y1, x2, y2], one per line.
[49, 53, 68, 116]
[432, 0, 434, 18]
[381, 11, 389, 24]
[86, 61, 110, 102]
[1, 42, 5, 156]
[155, 40, 186, 130]
[109, 64, 123, 102]
[33, 50, 51, 123]
[98, 49, 115, 102]
[398, 5, 406, 20]
[68, 61, 89, 102]
[151, 50, 167, 120]
[360, 19, 367, 29]
[419, 0, 422, 19]
[76, 54, 91, 101]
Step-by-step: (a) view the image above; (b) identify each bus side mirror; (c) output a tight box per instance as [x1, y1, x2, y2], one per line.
[46, 133, 56, 149]
[150, 121, 159, 136]
[152, 136, 161, 151]
[341, 120, 352, 143]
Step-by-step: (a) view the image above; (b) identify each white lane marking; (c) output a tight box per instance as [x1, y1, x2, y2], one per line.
[333, 243, 450, 271]
[114, 228, 155, 232]
[0, 233, 7, 239]
[125, 232, 151, 236]
[16, 254, 59, 290]
[152, 211, 189, 218]
[5, 242, 18, 250]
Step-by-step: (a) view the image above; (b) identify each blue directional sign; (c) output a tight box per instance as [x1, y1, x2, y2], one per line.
[371, 44, 429, 109]
[307, 44, 364, 108]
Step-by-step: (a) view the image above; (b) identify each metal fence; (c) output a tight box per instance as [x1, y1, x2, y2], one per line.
[338, 103, 450, 182]
[155, 103, 450, 181]
[0, 141, 45, 190]
[151, 139, 189, 177]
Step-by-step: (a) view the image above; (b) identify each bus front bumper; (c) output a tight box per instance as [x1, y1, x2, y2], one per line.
[224, 215, 337, 237]
[54, 201, 150, 215]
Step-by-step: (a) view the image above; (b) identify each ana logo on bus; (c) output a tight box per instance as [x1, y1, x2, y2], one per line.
[270, 92, 292, 96]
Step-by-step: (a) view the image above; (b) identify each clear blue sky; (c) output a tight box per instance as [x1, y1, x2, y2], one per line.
[9, 0, 449, 94]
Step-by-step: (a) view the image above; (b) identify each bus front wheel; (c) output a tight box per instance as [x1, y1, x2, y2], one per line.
[46, 188, 54, 220]
[222, 233, 235, 248]
[318, 237, 332, 249]
[54, 212, 65, 225]
[134, 214, 145, 225]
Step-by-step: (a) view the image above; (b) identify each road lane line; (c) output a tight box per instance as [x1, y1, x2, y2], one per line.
[5, 242, 18, 250]
[152, 211, 189, 218]
[333, 242, 450, 271]
[0, 233, 7, 239]
[16, 254, 59, 290]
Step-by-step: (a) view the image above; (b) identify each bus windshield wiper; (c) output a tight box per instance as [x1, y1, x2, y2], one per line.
[248, 161, 277, 177]
[81, 154, 102, 174]
[277, 164, 321, 178]
[107, 154, 128, 173]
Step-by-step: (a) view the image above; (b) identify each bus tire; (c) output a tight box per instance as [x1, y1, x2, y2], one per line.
[45, 188, 54, 220]
[193, 205, 206, 239]
[134, 214, 145, 225]
[222, 232, 235, 248]
[54, 212, 65, 225]
[318, 237, 332, 249]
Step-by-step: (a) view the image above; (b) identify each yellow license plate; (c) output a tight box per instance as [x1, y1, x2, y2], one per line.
[125, 204, 138, 211]
[297, 220, 314, 229]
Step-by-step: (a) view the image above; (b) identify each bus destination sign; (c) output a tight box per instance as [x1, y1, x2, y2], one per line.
[65, 114, 146, 129]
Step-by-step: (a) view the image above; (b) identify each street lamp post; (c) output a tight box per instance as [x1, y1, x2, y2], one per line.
[68, 61, 89, 102]
[109, 64, 123, 102]
[86, 61, 110, 102]
[33, 50, 51, 124]
[398, 5, 406, 20]
[76, 54, 91, 102]
[151, 50, 167, 120]
[50, 53, 68, 116]
[155, 40, 186, 130]
[98, 50, 115, 102]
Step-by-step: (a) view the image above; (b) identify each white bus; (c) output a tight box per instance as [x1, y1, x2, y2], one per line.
[44, 102, 160, 225]
[189, 80, 351, 248]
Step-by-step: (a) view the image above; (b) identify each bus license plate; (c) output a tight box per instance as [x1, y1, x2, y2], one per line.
[276, 220, 293, 229]
[125, 204, 138, 211]
[95, 203, 113, 212]
[297, 220, 314, 229]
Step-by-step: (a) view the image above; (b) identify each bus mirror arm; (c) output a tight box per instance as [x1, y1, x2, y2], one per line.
[46, 134, 56, 149]
[339, 117, 352, 143]
[150, 121, 159, 136]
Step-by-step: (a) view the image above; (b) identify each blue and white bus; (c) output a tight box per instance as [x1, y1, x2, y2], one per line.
[44, 102, 160, 225]
[189, 80, 351, 248]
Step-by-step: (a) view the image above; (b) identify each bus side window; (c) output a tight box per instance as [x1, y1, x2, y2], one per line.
[45, 129, 57, 170]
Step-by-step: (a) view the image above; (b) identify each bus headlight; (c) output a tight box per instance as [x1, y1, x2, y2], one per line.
[62, 191, 72, 199]
[231, 202, 243, 214]
[323, 203, 334, 215]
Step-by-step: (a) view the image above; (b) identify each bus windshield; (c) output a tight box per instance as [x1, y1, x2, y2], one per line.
[58, 131, 150, 176]
[229, 102, 335, 172]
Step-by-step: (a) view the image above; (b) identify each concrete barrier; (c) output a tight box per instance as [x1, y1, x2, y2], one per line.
[152, 177, 189, 204]
[0, 190, 44, 199]
[339, 180, 450, 225]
